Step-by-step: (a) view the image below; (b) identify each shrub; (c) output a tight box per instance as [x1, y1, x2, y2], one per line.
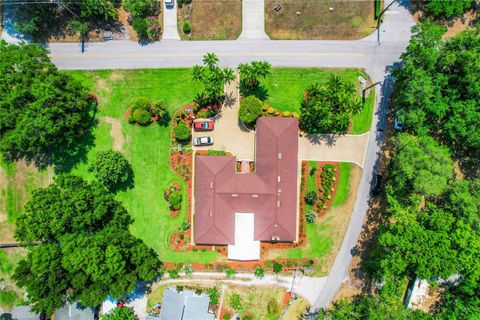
[146, 17, 161, 41]
[174, 121, 191, 141]
[88, 150, 134, 191]
[151, 100, 170, 125]
[239, 96, 263, 126]
[254, 266, 265, 278]
[181, 221, 190, 231]
[207, 150, 226, 156]
[168, 191, 182, 210]
[132, 17, 149, 39]
[124, 0, 158, 17]
[128, 115, 136, 124]
[283, 111, 291, 117]
[229, 293, 242, 311]
[305, 191, 318, 205]
[133, 109, 153, 125]
[226, 268, 236, 278]
[168, 269, 179, 279]
[223, 313, 232, 320]
[306, 210, 317, 223]
[207, 287, 220, 305]
[182, 21, 191, 34]
[267, 298, 280, 315]
[182, 264, 192, 276]
[273, 262, 283, 273]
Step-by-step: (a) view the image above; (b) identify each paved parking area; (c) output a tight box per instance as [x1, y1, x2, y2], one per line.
[192, 73, 255, 160]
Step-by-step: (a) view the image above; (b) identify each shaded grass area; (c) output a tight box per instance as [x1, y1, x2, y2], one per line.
[177, 1, 242, 40]
[263, 68, 374, 134]
[265, 0, 377, 40]
[331, 162, 351, 207]
[0, 249, 26, 311]
[265, 162, 353, 275]
[68, 69, 219, 263]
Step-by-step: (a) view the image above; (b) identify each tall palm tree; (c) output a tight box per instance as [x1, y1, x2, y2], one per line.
[223, 68, 236, 84]
[192, 65, 203, 81]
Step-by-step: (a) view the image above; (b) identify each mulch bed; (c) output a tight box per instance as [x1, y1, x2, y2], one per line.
[315, 162, 340, 218]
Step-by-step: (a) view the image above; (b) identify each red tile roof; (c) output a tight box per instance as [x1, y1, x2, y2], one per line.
[194, 117, 299, 245]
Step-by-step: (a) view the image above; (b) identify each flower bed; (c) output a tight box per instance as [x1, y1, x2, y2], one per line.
[164, 181, 182, 218]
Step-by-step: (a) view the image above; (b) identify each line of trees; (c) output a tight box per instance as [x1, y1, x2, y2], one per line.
[318, 23, 480, 319]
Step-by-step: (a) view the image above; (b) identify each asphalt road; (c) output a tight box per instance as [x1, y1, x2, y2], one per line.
[1, 0, 415, 310]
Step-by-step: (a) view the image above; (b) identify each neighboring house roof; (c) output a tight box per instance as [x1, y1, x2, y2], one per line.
[55, 303, 95, 320]
[194, 117, 299, 245]
[10, 306, 41, 320]
[159, 288, 214, 320]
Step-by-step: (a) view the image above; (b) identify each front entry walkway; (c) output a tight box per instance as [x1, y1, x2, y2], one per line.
[162, 0, 180, 40]
[239, 0, 269, 39]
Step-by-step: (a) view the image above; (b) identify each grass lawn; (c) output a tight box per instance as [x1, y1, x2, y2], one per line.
[224, 285, 285, 319]
[265, 162, 355, 275]
[177, 1, 242, 40]
[265, 0, 377, 40]
[305, 161, 318, 212]
[263, 68, 375, 134]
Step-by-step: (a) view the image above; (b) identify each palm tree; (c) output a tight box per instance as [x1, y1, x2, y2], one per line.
[223, 68, 236, 84]
[202, 52, 219, 69]
[192, 65, 203, 81]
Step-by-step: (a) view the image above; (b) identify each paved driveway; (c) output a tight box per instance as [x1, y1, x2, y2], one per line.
[192, 73, 255, 160]
[239, 0, 269, 39]
[299, 133, 370, 168]
[162, 0, 180, 40]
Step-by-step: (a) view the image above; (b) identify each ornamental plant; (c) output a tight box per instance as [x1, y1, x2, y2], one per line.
[88, 150, 134, 191]
[174, 122, 191, 141]
[239, 96, 263, 127]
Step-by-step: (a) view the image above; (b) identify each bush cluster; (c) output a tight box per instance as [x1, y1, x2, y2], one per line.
[88, 150, 134, 191]
[239, 96, 263, 127]
[164, 183, 183, 210]
[124, 0, 161, 41]
[317, 164, 336, 209]
[128, 96, 169, 126]
[182, 21, 192, 34]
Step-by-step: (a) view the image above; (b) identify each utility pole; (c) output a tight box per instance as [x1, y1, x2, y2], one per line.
[362, 81, 382, 104]
[376, 0, 399, 45]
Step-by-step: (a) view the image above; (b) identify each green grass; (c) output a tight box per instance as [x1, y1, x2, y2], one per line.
[331, 163, 351, 207]
[0, 291, 17, 310]
[263, 68, 374, 134]
[67, 69, 219, 263]
[305, 161, 318, 212]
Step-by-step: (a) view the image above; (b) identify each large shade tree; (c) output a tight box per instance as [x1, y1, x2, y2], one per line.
[0, 41, 97, 166]
[300, 74, 363, 134]
[13, 175, 159, 316]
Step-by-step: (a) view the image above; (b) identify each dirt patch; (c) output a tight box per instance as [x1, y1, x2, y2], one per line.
[109, 70, 127, 82]
[265, 0, 377, 40]
[0, 166, 8, 219]
[316, 164, 362, 275]
[443, 11, 478, 40]
[177, 0, 242, 40]
[100, 116, 126, 151]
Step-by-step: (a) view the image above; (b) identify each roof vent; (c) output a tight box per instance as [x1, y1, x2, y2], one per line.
[271, 236, 280, 241]
[209, 210, 213, 217]
[231, 194, 238, 198]
[210, 182, 213, 189]
[251, 194, 259, 198]
[274, 224, 278, 228]
[278, 153, 282, 159]
[277, 200, 281, 207]
[277, 176, 281, 182]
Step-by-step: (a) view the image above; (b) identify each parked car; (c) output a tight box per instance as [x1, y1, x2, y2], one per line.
[394, 109, 405, 131]
[193, 136, 213, 146]
[193, 120, 214, 131]
[165, 0, 174, 8]
[371, 174, 383, 196]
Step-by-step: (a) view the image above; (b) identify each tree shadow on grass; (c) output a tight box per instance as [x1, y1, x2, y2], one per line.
[52, 120, 98, 174]
[240, 82, 269, 101]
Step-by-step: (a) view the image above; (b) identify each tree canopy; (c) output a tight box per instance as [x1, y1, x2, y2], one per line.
[89, 150, 134, 192]
[101, 307, 136, 320]
[0, 41, 97, 167]
[420, 0, 473, 20]
[239, 96, 263, 127]
[393, 24, 480, 163]
[300, 75, 363, 134]
[13, 175, 159, 316]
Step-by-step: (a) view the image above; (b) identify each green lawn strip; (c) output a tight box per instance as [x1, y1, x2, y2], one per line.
[263, 68, 374, 133]
[331, 163, 351, 207]
[67, 69, 218, 263]
[0, 291, 17, 311]
[351, 89, 375, 134]
[147, 284, 169, 309]
[305, 161, 318, 212]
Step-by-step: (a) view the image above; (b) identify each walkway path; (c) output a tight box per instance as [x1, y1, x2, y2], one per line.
[239, 0, 269, 39]
[192, 72, 255, 160]
[162, 0, 180, 40]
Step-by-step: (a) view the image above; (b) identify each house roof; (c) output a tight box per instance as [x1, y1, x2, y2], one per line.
[54, 303, 95, 320]
[194, 117, 299, 245]
[158, 288, 214, 320]
[10, 306, 41, 320]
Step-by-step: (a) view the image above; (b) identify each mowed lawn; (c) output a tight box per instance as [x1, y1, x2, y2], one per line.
[265, 0, 377, 40]
[263, 68, 375, 134]
[68, 69, 220, 263]
[177, 0, 242, 40]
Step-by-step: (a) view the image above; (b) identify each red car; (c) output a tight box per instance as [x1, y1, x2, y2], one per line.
[194, 120, 214, 131]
